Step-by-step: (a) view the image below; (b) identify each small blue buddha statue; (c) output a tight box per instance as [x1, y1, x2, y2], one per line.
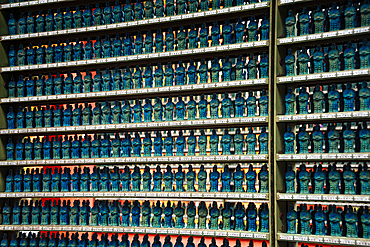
[176, 96, 185, 120]
[285, 10, 296, 37]
[187, 95, 196, 120]
[285, 48, 295, 76]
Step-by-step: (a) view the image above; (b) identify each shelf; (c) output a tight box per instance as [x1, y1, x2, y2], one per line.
[277, 193, 370, 204]
[0, 224, 269, 240]
[278, 0, 310, 6]
[0, 79, 268, 105]
[276, 69, 370, 86]
[1, 41, 269, 74]
[276, 153, 369, 162]
[278, 233, 369, 246]
[0, 191, 268, 201]
[1, 3, 270, 43]
[1, 116, 268, 136]
[276, 111, 370, 124]
[0, 0, 72, 9]
[1, 154, 268, 167]
[277, 27, 370, 47]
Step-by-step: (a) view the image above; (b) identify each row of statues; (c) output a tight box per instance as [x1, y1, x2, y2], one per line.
[284, 122, 370, 154]
[284, 40, 370, 76]
[285, 163, 370, 195]
[5, 164, 269, 193]
[8, 0, 270, 34]
[287, 204, 369, 238]
[2, 199, 269, 232]
[285, 82, 370, 115]
[8, 20, 269, 67]
[6, 128, 268, 160]
[0, 232, 264, 247]
[285, 1, 370, 37]
[7, 56, 268, 97]
[7, 92, 268, 128]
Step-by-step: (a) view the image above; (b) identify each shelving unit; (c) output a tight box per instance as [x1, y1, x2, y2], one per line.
[0, 0, 274, 246]
[5, 0, 370, 246]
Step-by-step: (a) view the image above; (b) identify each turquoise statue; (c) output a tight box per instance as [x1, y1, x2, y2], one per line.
[113, 34, 123, 57]
[246, 90, 257, 116]
[17, 44, 26, 66]
[360, 164, 370, 195]
[248, 16, 258, 41]
[344, 0, 356, 29]
[132, 166, 141, 191]
[328, 84, 340, 112]
[313, 85, 325, 113]
[312, 125, 324, 153]
[210, 165, 220, 192]
[344, 82, 356, 111]
[221, 165, 231, 192]
[359, 39, 370, 69]
[343, 123, 355, 153]
[235, 18, 245, 44]
[222, 203, 232, 230]
[135, 31, 144, 55]
[199, 58, 208, 83]
[259, 89, 269, 116]
[153, 97, 163, 122]
[81, 135, 91, 158]
[64, 7, 73, 29]
[297, 126, 309, 153]
[188, 25, 198, 49]
[45, 10, 54, 31]
[113, 67, 122, 90]
[285, 165, 295, 193]
[246, 127, 256, 154]
[36, 45, 44, 65]
[298, 86, 309, 114]
[198, 94, 208, 120]
[7, 107, 15, 129]
[187, 95, 196, 120]
[122, 100, 132, 123]
[221, 92, 232, 118]
[246, 164, 257, 192]
[165, 62, 174, 86]
[199, 22, 209, 48]
[174, 202, 185, 228]
[164, 97, 174, 121]
[261, 14, 270, 40]
[260, 52, 269, 78]
[164, 165, 173, 191]
[5, 169, 14, 192]
[210, 93, 220, 119]
[104, 1, 113, 24]
[16, 107, 25, 129]
[8, 13, 16, 35]
[287, 204, 298, 234]
[132, 132, 142, 157]
[74, 5, 83, 28]
[12, 201, 21, 224]
[144, 0, 154, 19]
[186, 202, 196, 228]
[166, 28, 174, 51]
[328, 164, 341, 194]
[26, 12, 35, 34]
[164, 131, 173, 156]
[198, 165, 207, 192]
[153, 166, 162, 191]
[329, 206, 342, 236]
[344, 41, 355, 70]
[247, 204, 257, 231]
[298, 47, 309, 75]
[285, 10, 296, 37]
[260, 203, 269, 232]
[155, 28, 164, 53]
[299, 204, 311, 235]
[26, 74, 35, 96]
[152, 201, 162, 227]
[343, 164, 356, 194]
[8, 76, 16, 98]
[284, 125, 295, 154]
[329, 3, 341, 31]
[164, 201, 173, 227]
[112, 101, 122, 124]
[222, 19, 232, 45]
[124, 0, 134, 21]
[155, 63, 164, 87]
[313, 164, 326, 194]
[328, 43, 341, 72]
[124, 33, 133, 56]
[345, 206, 358, 237]
[16, 75, 25, 97]
[122, 133, 132, 157]
[360, 122, 370, 152]
[186, 165, 195, 192]
[185, 130, 196, 156]
[209, 201, 220, 229]
[141, 201, 151, 227]
[175, 61, 186, 85]
[143, 132, 152, 156]
[221, 129, 231, 155]
[259, 164, 269, 193]
[94, 3, 103, 25]
[94, 36, 103, 59]
[211, 58, 220, 82]
[9, 45, 16, 67]
[176, 130, 185, 156]
[299, 8, 309, 35]
[362, 207, 370, 238]
[313, 5, 325, 33]
[314, 206, 326, 235]
[313, 46, 325, 73]
[198, 201, 208, 228]
[235, 91, 245, 117]
[103, 35, 113, 58]
[144, 64, 153, 88]
[234, 164, 245, 192]
[188, 60, 197, 84]
[176, 96, 185, 120]
[285, 49, 295, 76]
[234, 202, 245, 230]
[154, 131, 163, 156]
[298, 164, 310, 194]
[210, 129, 219, 155]
[145, 30, 153, 54]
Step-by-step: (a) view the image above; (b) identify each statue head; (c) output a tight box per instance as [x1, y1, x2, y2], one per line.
[166, 165, 171, 172]
[156, 165, 161, 172]
[362, 81, 368, 89]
